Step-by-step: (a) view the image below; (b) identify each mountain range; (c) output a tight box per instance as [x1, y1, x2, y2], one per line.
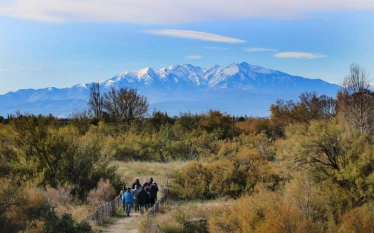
[0, 62, 340, 117]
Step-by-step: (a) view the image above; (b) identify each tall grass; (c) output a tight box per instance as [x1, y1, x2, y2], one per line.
[112, 160, 187, 187]
[140, 199, 226, 233]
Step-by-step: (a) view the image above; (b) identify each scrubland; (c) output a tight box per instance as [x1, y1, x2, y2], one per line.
[1, 65, 374, 232]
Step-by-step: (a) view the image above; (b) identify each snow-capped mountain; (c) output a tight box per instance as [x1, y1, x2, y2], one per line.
[0, 62, 340, 117]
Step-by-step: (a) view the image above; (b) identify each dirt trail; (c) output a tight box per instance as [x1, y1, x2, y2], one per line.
[101, 211, 142, 233]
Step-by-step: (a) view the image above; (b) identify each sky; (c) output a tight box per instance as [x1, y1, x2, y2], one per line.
[1, 0, 374, 94]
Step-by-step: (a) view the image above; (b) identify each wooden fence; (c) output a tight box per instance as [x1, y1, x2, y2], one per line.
[85, 195, 122, 223]
[85, 178, 169, 227]
[145, 188, 168, 233]
[146, 188, 168, 217]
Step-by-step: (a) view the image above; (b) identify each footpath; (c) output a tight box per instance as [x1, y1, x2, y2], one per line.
[101, 211, 141, 233]
[87, 186, 168, 233]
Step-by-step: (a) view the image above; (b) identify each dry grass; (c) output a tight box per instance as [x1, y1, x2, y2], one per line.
[141, 199, 227, 233]
[26, 185, 93, 223]
[57, 204, 92, 222]
[87, 179, 116, 208]
[112, 160, 187, 187]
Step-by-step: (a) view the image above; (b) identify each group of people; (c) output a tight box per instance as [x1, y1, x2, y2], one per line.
[120, 177, 159, 216]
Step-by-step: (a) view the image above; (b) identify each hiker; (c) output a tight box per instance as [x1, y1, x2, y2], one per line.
[143, 177, 153, 188]
[132, 185, 141, 212]
[137, 186, 148, 214]
[120, 186, 127, 211]
[123, 187, 134, 216]
[132, 179, 141, 189]
[149, 182, 159, 206]
[144, 186, 152, 209]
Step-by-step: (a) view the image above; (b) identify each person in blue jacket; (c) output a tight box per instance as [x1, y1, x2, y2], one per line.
[123, 187, 134, 216]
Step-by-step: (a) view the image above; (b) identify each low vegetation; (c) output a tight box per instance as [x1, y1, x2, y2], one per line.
[1, 63, 374, 232]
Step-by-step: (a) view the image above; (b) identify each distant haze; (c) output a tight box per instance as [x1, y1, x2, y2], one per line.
[0, 62, 339, 117]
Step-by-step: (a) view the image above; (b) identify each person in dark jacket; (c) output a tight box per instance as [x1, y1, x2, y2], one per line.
[137, 186, 148, 214]
[132, 179, 141, 189]
[149, 182, 159, 206]
[132, 185, 141, 212]
[142, 177, 153, 188]
[144, 186, 151, 209]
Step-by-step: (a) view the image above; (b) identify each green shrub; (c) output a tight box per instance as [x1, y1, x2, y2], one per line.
[43, 209, 92, 233]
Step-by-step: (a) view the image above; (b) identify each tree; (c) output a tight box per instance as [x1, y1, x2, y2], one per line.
[147, 110, 174, 132]
[270, 92, 336, 138]
[7, 114, 119, 199]
[102, 87, 148, 128]
[281, 120, 348, 179]
[198, 110, 234, 140]
[337, 63, 374, 134]
[299, 92, 336, 120]
[87, 82, 103, 120]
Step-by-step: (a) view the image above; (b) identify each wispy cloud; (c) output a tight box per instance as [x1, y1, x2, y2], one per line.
[203, 46, 230, 50]
[96, 65, 104, 68]
[274, 52, 326, 59]
[245, 47, 277, 52]
[1, 0, 374, 23]
[144, 30, 245, 43]
[185, 55, 203, 60]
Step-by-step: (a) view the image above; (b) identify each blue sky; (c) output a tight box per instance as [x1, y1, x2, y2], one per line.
[1, 0, 374, 94]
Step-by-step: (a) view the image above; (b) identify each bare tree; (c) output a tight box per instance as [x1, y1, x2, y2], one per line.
[337, 63, 374, 134]
[317, 95, 336, 119]
[102, 87, 148, 128]
[87, 82, 103, 120]
[342, 63, 370, 94]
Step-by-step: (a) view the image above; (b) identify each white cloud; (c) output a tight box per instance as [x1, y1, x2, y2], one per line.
[2, 0, 373, 24]
[185, 55, 203, 60]
[144, 30, 245, 43]
[203, 46, 230, 50]
[274, 52, 326, 59]
[245, 47, 277, 52]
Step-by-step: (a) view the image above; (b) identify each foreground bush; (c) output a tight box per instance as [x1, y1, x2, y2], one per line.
[140, 200, 220, 233]
[87, 179, 116, 207]
[0, 179, 93, 233]
[43, 209, 92, 233]
[169, 148, 279, 200]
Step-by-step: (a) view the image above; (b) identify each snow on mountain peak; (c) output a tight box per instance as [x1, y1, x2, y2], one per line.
[137, 67, 151, 76]
[104, 80, 115, 87]
[0, 62, 340, 118]
[100, 62, 305, 90]
[71, 84, 87, 89]
[224, 63, 240, 76]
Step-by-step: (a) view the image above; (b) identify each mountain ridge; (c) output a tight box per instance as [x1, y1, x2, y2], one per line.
[0, 62, 340, 117]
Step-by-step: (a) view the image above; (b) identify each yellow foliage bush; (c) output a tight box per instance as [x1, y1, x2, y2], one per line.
[87, 179, 116, 207]
[338, 202, 374, 233]
[169, 147, 280, 199]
